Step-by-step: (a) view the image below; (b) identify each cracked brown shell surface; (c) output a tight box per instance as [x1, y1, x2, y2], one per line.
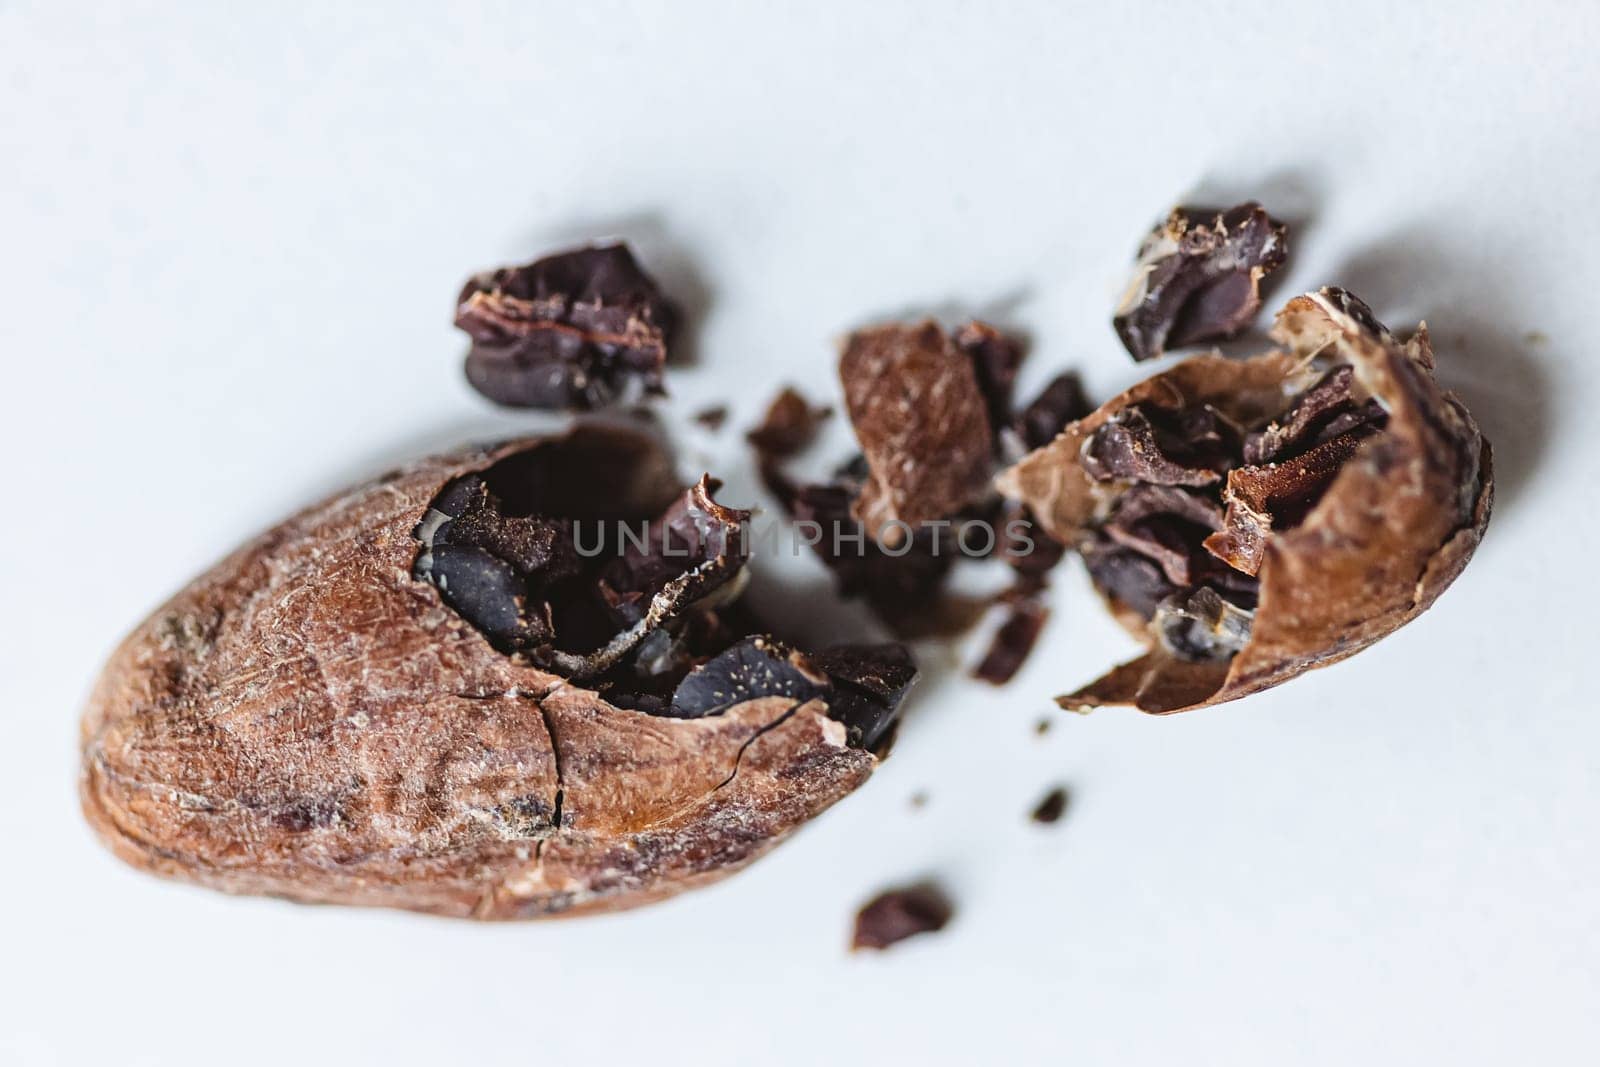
[998, 289, 1493, 713]
[80, 432, 875, 919]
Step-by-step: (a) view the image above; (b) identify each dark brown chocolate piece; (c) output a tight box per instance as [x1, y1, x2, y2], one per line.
[840, 321, 994, 543]
[1113, 202, 1288, 361]
[1030, 786, 1069, 824]
[810, 643, 918, 751]
[457, 244, 677, 410]
[668, 636, 828, 719]
[82, 426, 919, 919]
[973, 599, 1049, 685]
[1242, 365, 1385, 464]
[1203, 428, 1376, 576]
[1012, 371, 1090, 452]
[761, 463, 956, 632]
[1081, 406, 1230, 487]
[851, 884, 953, 951]
[746, 386, 832, 457]
[1001, 288, 1491, 713]
[955, 320, 1026, 433]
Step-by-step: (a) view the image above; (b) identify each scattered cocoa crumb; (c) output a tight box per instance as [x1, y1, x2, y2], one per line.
[1034, 718, 1052, 736]
[851, 884, 953, 951]
[1030, 787, 1069, 824]
[747, 386, 831, 457]
[692, 404, 729, 431]
[909, 791, 928, 810]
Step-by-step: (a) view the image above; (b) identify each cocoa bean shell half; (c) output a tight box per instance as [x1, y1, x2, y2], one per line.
[80, 425, 878, 918]
[997, 288, 1493, 713]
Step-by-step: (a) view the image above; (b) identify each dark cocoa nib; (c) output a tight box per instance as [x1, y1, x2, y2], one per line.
[1030, 786, 1069, 824]
[955, 320, 1027, 435]
[413, 427, 916, 748]
[1113, 202, 1288, 361]
[1242, 364, 1386, 465]
[766, 469, 958, 630]
[746, 385, 832, 458]
[667, 637, 829, 719]
[1000, 287, 1491, 714]
[851, 884, 953, 951]
[810, 643, 918, 750]
[973, 598, 1049, 685]
[1010, 371, 1090, 453]
[1088, 406, 1222, 489]
[456, 244, 677, 411]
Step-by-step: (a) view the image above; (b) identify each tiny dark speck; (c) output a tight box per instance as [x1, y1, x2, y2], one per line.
[1030, 786, 1069, 825]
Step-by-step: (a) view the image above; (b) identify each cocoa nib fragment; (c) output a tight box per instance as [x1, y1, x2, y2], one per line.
[1000, 287, 1491, 713]
[840, 321, 995, 542]
[1030, 786, 1069, 825]
[456, 244, 677, 410]
[851, 884, 953, 951]
[1011, 371, 1090, 453]
[810, 643, 918, 751]
[1081, 404, 1236, 487]
[1113, 202, 1288, 361]
[1242, 365, 1386, 464]
[746, 386, 832, 458]
[973, 598, 1049, 685]
[668, 636, 828, 718]
[761, 465, 956, 630]
[662, 636, 911, 751]
[955, 320, 1027, 434]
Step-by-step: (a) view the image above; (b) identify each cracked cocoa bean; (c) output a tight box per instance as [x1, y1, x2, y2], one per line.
[1000, 288, 1492, 713]
[81, 424, 916, 918]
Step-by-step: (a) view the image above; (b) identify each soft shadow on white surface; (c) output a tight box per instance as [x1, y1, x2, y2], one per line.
[5, 2, 1599, 1066]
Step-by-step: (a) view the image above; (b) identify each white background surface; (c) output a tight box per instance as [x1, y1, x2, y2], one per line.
[4, 2, 1598, 1064]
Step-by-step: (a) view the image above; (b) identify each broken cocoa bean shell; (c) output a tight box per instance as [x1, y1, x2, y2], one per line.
[840, 320, 994, 544]
[999, 288, 1492, 713]
[1113, 202, 1288, 361]
[456, 244, 677, 410]
[81, 424, 915, 918]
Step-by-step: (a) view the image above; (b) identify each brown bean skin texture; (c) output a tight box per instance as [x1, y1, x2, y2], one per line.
[80, 432, 876, 919]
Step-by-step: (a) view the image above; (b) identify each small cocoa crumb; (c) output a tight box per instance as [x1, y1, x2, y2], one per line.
[851, 884, 952, 951]
[1030, 786, 1069, 824]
